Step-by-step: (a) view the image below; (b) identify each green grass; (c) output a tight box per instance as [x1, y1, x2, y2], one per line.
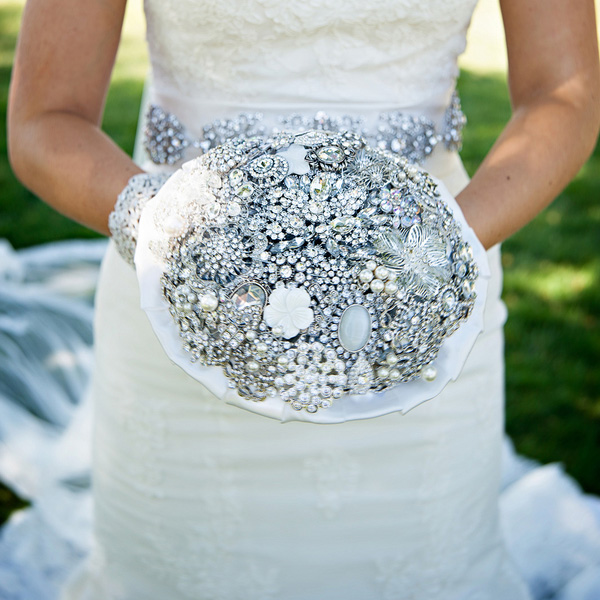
[1, 3, 599, 526]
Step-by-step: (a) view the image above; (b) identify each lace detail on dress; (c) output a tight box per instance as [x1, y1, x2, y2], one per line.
[115, 392, 168, 493]
[116, 398, 281, 600]
[138, 460, 280, 600]
[144, 0, 478, 108]
[372, 383, 510, 599]
[302, 448, 360, 518]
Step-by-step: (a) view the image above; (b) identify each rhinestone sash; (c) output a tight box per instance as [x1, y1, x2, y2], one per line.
[143, 92, 466, 167]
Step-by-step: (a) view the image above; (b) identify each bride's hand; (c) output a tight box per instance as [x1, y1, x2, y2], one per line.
[456, 0, 600, 249]
[7, 0, 143, 236]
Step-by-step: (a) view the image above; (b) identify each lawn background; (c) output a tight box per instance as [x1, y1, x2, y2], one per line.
[1, 0, 599, 524]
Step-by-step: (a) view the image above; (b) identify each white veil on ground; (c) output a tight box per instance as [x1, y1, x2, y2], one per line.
[0, 239, 103, 599]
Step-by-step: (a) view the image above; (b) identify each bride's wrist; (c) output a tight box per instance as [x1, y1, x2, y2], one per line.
[108, 172, 170, 267]
[454, 187, 495, 251]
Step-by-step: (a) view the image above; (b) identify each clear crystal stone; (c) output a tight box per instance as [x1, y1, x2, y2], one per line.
[280, 265, 293, 278]
[380, 199, 393, 212]
[236, 182, 255, 199]
[441, 289, 457, 312]
[359, 206, 377, 220]
[308, 200, 324, 214]
[317, 145, 344, 164]
[231, 282, 267, 310]
[227, 201, 241, 216]
[330, 216, 357, 233]
[229, 169, 244, 186]
[326, 239, 340, 256]
[310, 174, 331, 201]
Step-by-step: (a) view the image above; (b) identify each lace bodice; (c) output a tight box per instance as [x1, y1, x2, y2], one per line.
[144, 0, 478, 114]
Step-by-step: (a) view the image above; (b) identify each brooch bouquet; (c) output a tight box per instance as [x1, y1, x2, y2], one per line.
[136, 130, 489, 423]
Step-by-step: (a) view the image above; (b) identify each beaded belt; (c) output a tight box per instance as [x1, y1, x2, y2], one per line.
[143, 92, 466, 167]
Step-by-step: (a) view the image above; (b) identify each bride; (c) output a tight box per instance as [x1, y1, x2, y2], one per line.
[6, 0, 600, 598]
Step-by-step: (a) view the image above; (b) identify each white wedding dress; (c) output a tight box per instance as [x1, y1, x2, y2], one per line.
[67, 1, 527, 597]
[2, 1, 600, 599]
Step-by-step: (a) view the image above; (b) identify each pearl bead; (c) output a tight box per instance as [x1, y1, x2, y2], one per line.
[246, 360, 260, 372]
[384, 281, 399, 295]
[365, 260, 377, 271]
[200, 294, 219, 312]
[163, 214, 186, 236]
[374, 266, 389, 280]
[386, 353, 399, 365]
[370, 279, 385, 293]
[377, 367, 390, 379]
[256, 342, 268, 354]
[389, 368, 401, 380]
[421, 365, 437, 382]
[245, 330, 257, 341]
[358, 269, 374, 283]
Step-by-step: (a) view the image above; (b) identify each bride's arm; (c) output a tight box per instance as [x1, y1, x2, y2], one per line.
[457, 0, 600, 249]
[7, 0, 142, 236]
